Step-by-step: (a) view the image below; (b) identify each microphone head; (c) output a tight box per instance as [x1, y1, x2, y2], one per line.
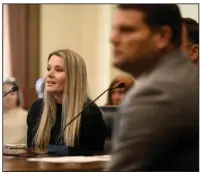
[117, 83, 125, 88]
[12, 86, 19, 92]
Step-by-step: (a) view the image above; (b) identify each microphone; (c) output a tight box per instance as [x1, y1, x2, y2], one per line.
[49, 82, 125, 156]
[56, 82, 125, 144]
[3, 86, 19, 98]
[48, 82, 125, 156]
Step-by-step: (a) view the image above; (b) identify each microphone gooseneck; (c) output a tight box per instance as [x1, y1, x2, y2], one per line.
[3, 86, 19, 98]
[56, 82, 125, 144]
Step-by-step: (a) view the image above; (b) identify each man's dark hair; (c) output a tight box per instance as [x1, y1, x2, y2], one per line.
[117, 4, 182, 47]
[182, 17, 199, 45]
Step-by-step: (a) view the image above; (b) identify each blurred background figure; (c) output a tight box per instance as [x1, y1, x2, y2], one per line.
[106, 74, 135, 106]
[3, 77, 28, 145]
[35, 77, 45, 98]
[181, 17, 199, 67]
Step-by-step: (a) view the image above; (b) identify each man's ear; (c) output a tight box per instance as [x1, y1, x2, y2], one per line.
[190, 44, 199, 63]
[153, 26, 172, 50]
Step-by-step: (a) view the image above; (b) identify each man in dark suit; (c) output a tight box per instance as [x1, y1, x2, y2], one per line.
[181, 17, 199, 67]
[105, 4, 198, 171]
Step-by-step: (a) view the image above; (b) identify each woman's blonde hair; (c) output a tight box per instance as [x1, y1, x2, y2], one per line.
[34, 49, 88, 148]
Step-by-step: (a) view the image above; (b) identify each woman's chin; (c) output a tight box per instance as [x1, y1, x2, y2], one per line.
[46, 88, 56, 93]
[46, 89, 62, 95]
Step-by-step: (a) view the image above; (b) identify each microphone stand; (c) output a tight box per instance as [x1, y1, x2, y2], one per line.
[48, 83, 125, 156]
[3, 90, 12, 98]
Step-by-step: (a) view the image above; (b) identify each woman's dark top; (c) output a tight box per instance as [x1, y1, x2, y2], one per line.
[27, 99, 106, 155]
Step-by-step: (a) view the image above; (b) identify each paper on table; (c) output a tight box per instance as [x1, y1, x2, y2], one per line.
[28, 155, 111, 163]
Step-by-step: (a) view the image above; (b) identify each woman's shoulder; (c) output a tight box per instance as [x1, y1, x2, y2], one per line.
[85, 99, 98, 108]
[83, 100, 102, 117]
[27, 98, 44, 122]
[81, 100, 106, 130]
[30, 98, 44, 109]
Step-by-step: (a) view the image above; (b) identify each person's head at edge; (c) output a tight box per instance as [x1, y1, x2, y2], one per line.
[106, 74, 135, 105]
[110, 4, 182, 77]
[34, 49, 88, 147]
[3, 79, 23, 111]
[181, 17, 199, 67]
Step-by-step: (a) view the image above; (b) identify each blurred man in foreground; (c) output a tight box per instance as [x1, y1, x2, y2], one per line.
[105, 4, 198, 171]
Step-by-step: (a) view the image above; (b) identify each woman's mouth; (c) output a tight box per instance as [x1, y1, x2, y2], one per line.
[46, 81, 56, 85]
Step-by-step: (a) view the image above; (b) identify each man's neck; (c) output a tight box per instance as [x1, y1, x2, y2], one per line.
[122, 47, 180, 79]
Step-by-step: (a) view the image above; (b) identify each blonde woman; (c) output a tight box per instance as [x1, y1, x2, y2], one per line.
[27, 49, 106, 155]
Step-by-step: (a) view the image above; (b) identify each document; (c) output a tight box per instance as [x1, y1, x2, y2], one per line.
[28, 155, 111, 163]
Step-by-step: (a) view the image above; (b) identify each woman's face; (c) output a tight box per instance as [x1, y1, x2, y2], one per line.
[46, 55, 66, 94]
[111, 83, 125, 105]
[3, 83, 18, 110]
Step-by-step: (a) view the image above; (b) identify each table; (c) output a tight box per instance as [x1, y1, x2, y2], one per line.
[3, 147, 107, 171]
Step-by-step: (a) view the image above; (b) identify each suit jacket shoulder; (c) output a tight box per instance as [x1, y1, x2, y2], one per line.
[107, 50, 199, 171]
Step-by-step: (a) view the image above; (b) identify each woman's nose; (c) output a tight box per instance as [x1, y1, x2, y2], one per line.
[48, 70, 54, 78]
[115, 93, 122, 100]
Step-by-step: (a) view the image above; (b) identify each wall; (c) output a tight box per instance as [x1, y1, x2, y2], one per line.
[39, 4, 199, 105]
[3, 5, 12, 80]
[179, 4, 199, 21]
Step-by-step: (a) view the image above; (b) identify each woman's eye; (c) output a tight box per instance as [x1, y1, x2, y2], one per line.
[57, 68, 64, 72]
